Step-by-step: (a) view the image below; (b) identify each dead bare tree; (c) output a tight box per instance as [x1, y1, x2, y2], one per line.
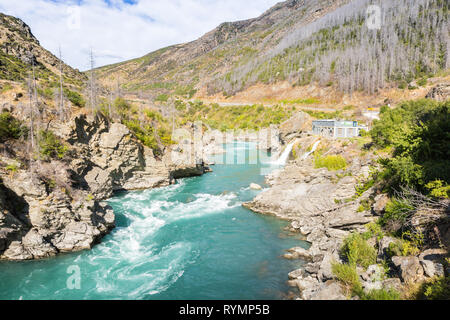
[392, 186, 449, 235]
[58, 46, 65, 122]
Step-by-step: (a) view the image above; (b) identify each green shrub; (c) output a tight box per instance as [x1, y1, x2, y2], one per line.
[145, 110, 164, 122]
[379, 198, 413, 228]
[425, 180, 450, 199]
[314, 154, 347, 171]
[387, 239, 420, 257]
[64, 89, 85, 107]
[0, 112, 27, 142]
[1, 82, 13, 93]
[363, 221, 384, 240]
[5, 163, 19, 173]
[354, 171, 379, 197]
[361, 288, 401, 300]
[386, 231, 423, 257]
[340, 233, 377, 269]
[155, 94, 169, 102]
[38, 130, 68, 160]
[417, 78, 427, 87]
[416, 277, 450, 300]
[114, 97, 131, 112]
[371, 99, 450, 195]
[332, 262, 362, 293]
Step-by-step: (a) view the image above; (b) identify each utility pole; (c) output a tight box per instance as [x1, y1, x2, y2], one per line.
[89, 48, 96, 111]
[27, 73, 35, 151]
[31, 61, 41, 165]
[109, 87, 113, 118]
[116, 76, 121, 99]
[172, 99, 175, 133]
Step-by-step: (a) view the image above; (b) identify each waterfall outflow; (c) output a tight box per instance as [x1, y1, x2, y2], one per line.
[301, 140, 320, 160]
[273, 141, 296, 165]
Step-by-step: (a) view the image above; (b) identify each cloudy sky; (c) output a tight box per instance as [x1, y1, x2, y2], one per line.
[0, 0, 281, 71]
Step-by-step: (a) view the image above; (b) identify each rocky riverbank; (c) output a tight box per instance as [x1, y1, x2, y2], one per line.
[244, 133, 376, 299]
[244, 131, 449, 300]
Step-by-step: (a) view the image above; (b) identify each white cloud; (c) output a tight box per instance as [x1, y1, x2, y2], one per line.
[0, 0, 281, 71]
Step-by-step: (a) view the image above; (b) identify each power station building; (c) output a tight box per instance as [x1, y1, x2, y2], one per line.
[312, 120, 367, 138]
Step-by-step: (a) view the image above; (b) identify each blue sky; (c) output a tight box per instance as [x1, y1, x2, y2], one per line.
[0, 0, 280, 70]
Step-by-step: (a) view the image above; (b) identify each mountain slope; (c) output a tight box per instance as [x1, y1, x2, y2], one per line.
[0, 12, 86, 85]
[95, 0, 350, 97]
[96, 0, 449, 102]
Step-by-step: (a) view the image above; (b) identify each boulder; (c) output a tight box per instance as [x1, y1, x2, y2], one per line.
[284, 247, 312, 261]
[295, 276, 321, 300]
[318, 251, 339, 281]
[381, 278, 402, 292]
[418, 248, 447, 277]
[362, 280, 383, 292]
[420, 260, 445, 278]
[21, 229, 57, 259]
[420, 260, 436, 277]
[310, 281, 346, 300]
[1, 241, 33, 260]
[372, 194, 389, 216]
[435, 263, 445, 277]
[249, 183, 263, 190]
[361, 264, 385, 282]
[391, 256, 424, 283]
[425, 83, 450, 101]
[419, 248, 447, 263]
[288, 268, 306, 280]
[305, 262, 321, 274]
[377, 236, 396, 261]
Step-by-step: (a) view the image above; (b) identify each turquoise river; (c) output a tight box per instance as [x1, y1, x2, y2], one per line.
[0, 142, 308, 300]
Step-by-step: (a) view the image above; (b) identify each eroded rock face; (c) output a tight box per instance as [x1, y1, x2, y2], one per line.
[68, 114, 172, 199]
[279, 111, 312, 143]
[0, 114, 209, 260]
[0, 170, 115, 260]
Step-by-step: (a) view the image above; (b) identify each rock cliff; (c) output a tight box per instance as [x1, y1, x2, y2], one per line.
[0, 113, 209, 260]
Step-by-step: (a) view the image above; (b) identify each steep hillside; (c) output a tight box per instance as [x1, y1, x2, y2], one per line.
[95, 0, 350, 99]
[96, 0, 449, 104]
[0, 13, 86, 85]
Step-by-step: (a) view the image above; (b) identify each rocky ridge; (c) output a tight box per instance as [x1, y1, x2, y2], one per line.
[0, 12, 85, 82]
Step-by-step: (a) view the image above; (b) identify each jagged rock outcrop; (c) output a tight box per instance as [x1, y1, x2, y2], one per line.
[66, 113, 211, 199]
[66, 113, 171, 199]
[0, 169, 114, 260]
[279, 111, 312, 143]
[0, 113, 210, 260]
